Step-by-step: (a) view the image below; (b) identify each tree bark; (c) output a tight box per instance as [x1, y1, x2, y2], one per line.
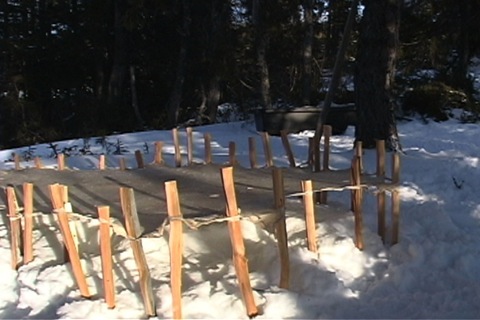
[166, 0, 191, 127]
[253, 0, 272, 109]
[302, 0, 314, 105]
[354, 0, 401, 150]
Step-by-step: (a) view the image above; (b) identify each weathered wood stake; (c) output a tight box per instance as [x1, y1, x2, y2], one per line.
[392, 190, 401, 245]
[23, 182, 34, 264]
[220, 167, 258, 318]
[57, 153, 65, 171]
[376, 140, 385, 179]
[119, 157, 126, 170]
[350, 156, 364, 250]
[99, 154, 106, 170]
[272, 167, 290, 289]
[48, 184, 91, 298]
[204, 133, 212, 164]
[14, 153, 21, 170]
[301, 180, 317, 253]
[172, 128, 182, 167]
[135, 150, 145, 169]
[119, 187, 156, 317]
[34, 157, 43, 169]
[260, 132, 273, 167]
[6, 187, 22, 269]
[377, 191, 386, 243]
[323, 125, 332, 171]
[97, 205, 115, 309]
[280, 130, 296, 168]
[165, 181, 184, 320]
[186, 127, 193, 165]
[154, 141, 164, 164]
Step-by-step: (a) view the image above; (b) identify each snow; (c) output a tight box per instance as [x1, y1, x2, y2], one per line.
[1, 116, 480, 319]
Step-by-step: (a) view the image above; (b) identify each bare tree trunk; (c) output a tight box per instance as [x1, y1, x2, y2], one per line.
[302, 0, 314, 105]
[107, 1, 128, 106]
[166, 0, 191, 127]
[253, 0, 271, 109]
[355, 0, 401, 150]
[129, 65, 144, 128]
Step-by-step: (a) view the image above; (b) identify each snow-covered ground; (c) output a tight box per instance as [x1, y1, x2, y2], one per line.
[0, 116, 479, 319]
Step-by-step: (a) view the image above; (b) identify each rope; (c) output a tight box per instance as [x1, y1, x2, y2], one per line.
[285, 184, 368, 198]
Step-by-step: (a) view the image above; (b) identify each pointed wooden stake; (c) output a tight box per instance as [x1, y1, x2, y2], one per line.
[172, 128, 182, 167]
[23, 182, 34, 264]
[165, 181, 184, 320]
[97, 205, 115, 309]
[48, 184, 91, 298]
[57, 153, 65, 171]
[5, 187, 22, 270]
[220, 167, 258, 318]
[391, 190, 401, 245]
[260, 132, 273, 167]
[154, 142, 164, 165]
[99, 154, 106, 170]
[350, 156, 364, 250]
[119, 157, 126, 171]
[204, 133, 212, 164]
[119, 187, 156, 317]
[301, 180, 317, 253]
[272, 167, 290, 289]
[377, 191, 386, 243]
[186, 127, 193, 165]
[322, 125, 332, 171]
[34, 156, 43, 169]
[280, 130, 296, 168]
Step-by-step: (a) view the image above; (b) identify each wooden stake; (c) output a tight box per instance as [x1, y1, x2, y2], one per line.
[272, 167, 290, 289]
[99, 154, 106, 170]
[313, 136, 321, 172]
[377, 191, 386, 243]
[57, 153, 65, 171]
[323, 125, 332, 171]
[186, 127, 193, 165]
[280, 130, 296, 168]
[260, 132, 273, 167]
[97, 206, 115, 309]
[14, 153, 21, 170]
[301, 180, 317, 253]
[48, 184, 91, 298]
[350, 156, 364, 250]
[204, 133, 212, 164]
[391, 190, 400, 245]
[376, 140, 385, 179]
[135, 150, 145, 169]
[154, 142, 164, 165]
[220, 167, 258, 318]
[62, 186, 79, 255]
[392, 152, 400, 184]
[6, 187, 21, 270]
[34, 156, 43, 169]
[119, 187, 156, 317]
[119, 157, 126, 170]
[355, 141, 363, 173]
[23, 183, 34, 264]
[306, 137, 312, 168]
[248, 137, 257, 169]
[228, 141, 236, 165]
[165, 181, 184, 320]
[172, 128, 182, 167]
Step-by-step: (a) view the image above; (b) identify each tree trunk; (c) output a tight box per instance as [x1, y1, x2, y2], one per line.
[302, 0, 314, 105]
[129, 65, 144, 128]
[107, 1, 128, 106]
[166, 0, 191, 127]
[354, 0, 401, 150]
[253, 0, 272, 109]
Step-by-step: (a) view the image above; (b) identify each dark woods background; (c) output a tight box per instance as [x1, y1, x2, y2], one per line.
[1, 0, 479, 148]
